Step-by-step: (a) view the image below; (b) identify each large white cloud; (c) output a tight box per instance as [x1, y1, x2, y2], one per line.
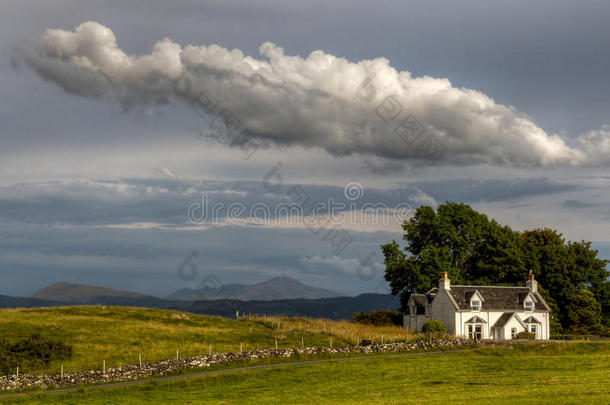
[24, 21, 610, 167]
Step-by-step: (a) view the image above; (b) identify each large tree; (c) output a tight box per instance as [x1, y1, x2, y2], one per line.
[382, 202, 610, 333]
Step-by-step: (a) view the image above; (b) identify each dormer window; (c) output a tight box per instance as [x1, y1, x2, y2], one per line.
[471, 300, 480, 312]
[525, 300, 534, 312]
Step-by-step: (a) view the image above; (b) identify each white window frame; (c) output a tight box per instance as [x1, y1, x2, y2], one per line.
[467, 324, 483, 340]
[529, 324, 537, 334]
[524, 300, 534, 312]
[471, 300, 481, 312]
[511, 327, 517, 339]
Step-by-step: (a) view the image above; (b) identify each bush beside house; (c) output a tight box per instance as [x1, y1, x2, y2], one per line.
[421, 320, 447, 334]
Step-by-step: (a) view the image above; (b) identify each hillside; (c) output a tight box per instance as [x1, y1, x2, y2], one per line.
[0, 292, 398, 320]
[167, 276, 342, 301]
[189, 293, 399, 319]
[0, 306, 409, 375]
[0, 295, 63, 308]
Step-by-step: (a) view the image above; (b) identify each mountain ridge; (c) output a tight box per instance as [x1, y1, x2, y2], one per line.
[29, 281, 155, 304]
[16, 278, 398, 320]
[166, 276, 342, 301]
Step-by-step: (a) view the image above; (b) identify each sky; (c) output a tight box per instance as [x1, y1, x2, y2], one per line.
[1, 0, 610, 298]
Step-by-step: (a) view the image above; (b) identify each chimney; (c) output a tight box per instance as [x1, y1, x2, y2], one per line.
[526, 272, 537, 293]
[439, 271, 450, 290]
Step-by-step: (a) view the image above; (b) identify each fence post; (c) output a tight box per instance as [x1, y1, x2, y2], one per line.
[240, 343, 243, 353]
[209, 344, 212, 355]
[176, 349, 179, 360]
[16, 367, 18, 378]
[139, 354, 142, 369]
[103, 360, 106, 374]
[301, 336, 304, 348]
[330, 337, 333, 348]
[61, 365, 63, 379]
[275, 338, 278, 349]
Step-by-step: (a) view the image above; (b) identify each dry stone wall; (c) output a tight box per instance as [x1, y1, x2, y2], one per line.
[0, 339, 472, 391]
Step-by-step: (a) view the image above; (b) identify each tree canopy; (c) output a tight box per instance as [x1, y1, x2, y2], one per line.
[382, 202, 610, 334]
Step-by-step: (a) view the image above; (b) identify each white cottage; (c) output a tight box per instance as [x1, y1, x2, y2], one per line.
[405, 273, 551, 340]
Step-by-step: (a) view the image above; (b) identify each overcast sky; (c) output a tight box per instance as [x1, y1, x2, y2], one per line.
[1, 0, 609, 297]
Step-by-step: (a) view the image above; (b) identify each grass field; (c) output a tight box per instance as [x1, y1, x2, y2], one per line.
[0, 306, 412, 374]
[2, 342, 609, 404]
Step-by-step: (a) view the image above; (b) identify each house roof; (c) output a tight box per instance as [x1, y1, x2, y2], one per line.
[410, 294, 428, 306]
[409, 293, 435, 306]
[438, 286, 550, 311]
[492, 312, 527, 329]
[493, 312, 515, 328]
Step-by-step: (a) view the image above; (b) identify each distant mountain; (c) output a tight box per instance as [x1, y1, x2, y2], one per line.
[0, 295, 64, 308]
[29, 282, 157, 304]
[166, 283, 248, 301]
[167, 276, 342, 301]
[5, 279, 398, 321]
[189, 293, 400, 320]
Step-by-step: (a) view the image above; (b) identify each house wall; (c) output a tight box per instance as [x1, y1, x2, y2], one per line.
[501, 316, 526, 339]
[405, 313, 430, 331]
[455, 310, 501, 339]
[429, 289, 457, 334]
[453, 310, 548, 340]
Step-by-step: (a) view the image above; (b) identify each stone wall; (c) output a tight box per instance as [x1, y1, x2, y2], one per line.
[0, 339, 472, 391]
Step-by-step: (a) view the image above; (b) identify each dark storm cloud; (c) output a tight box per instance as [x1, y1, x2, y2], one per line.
[562, 199, 598, 209]
[0, 177, 584, 226]
[0, 218, 389, 297]
[3, 0, 610, 297]
[410, 178, 582, 204]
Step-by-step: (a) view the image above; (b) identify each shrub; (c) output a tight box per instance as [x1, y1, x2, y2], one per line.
[353, 310, 402, 326]
[421, 319, 447, 334]
[0, 334, 72, 374]
[515, 331, 536, 340]
[550, 334, 601, 340]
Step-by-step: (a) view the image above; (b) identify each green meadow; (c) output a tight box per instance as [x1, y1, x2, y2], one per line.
[2, 342, 609, 404]
[0, 306, 411, 374]
[1, 306, 608, 404]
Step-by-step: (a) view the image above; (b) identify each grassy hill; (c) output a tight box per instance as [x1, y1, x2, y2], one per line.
[0, 306, 410, 375]
[2, 342, 609, 404]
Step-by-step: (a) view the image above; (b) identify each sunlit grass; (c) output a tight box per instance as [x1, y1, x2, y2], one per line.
[246, 314, 415, 345]
[0, 306, 416, 375]
[3, 342, 609, 404]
